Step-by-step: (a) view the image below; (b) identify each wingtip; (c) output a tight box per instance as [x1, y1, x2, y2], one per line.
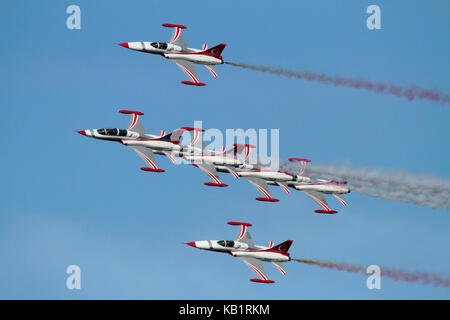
[250, 279, 275, 284]
[181, 81, 206, 86]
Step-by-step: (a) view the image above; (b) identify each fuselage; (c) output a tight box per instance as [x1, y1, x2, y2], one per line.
[293, 183, 350, 194]
[187, 240, 290, 262]
[184, 154, 244, 166]
[120, 41, 223, 65]
[237, 170, 294, 181]
[79, 128, 200, 155]
[214, 165, 350, 195]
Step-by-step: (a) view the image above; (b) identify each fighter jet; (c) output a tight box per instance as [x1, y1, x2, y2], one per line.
[186, 222, 293, 283]
[77, 110, 204, 172]
[190, 150, 350, 213]
[182, 143, 256, 187]
[230, 158, 351, 213]
[118, 24, 226, 86]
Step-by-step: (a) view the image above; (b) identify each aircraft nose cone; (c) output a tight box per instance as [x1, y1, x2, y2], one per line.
[185, 242, 196, 248]
[77, 130, 86, 136]
[118, 42, 129, 48]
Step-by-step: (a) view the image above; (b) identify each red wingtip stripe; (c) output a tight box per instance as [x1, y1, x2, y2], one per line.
[250, 279, 275, 284]
[140, 167, 165, 173]
[181, 81, 206, 86]
[288, 158, 311, 162]
[227, 222, 252, 227]
[119, 110, 144, 115]
[314, 210, 338, 214]
[162, 23, 187, 29]
[204, 182, 228, 187]
[256, 198, 280, 202]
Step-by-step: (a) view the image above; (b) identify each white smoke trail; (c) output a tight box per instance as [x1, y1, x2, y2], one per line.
[281, 162, 450, 210]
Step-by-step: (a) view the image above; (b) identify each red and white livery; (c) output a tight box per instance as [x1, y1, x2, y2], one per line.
[211, 156, 351, 213]
[118, 24, 226, 86]
[184, 144, 256, 188]
[186, 222, 293, 284]
[77, 109, 203, 172]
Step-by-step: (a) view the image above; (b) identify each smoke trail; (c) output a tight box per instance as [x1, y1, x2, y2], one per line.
[281, 162, 450, 210]
[226, 62, 450, 105]
[293, 259, 450, 288]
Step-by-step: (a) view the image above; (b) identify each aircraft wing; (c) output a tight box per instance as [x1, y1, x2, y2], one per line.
[276, 181, 291, 194]
[172, 59, 202, 85]
[228, 221, 255, 247]
[161, 151, 178, 164]
[301, 190, 336, 213]
[238, 257, 273, 283]
[333, 194, 348, 206]
[244, 177, 279, 202]
[193, 162, 228, 187]
[223, 166, 239, 179]
[119, 110, 146, 135]
[204, 65, 218, 78]
[129, 146, 164, 172]
[162, 23, 188, 50]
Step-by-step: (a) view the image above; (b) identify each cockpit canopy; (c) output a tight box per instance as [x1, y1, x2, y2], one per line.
[97, 128, 128, 136]
[217, 240, 235, 248]
[151, 42, 168, 50]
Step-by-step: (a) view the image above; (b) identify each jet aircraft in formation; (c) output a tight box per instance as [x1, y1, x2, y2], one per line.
[78, 23, 353, 285]
[78, 110, 350, 214]
[186, 222, 293, 283]
[118, 24, 226, 86]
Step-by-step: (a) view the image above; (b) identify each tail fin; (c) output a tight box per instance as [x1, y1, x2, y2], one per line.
[270, 240, 293, 254]
[160, 127, 204, 144]
[202, 43, 226, 58]
[288, 158, 311, 176]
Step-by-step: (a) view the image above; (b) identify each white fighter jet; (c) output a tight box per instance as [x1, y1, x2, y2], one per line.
[182, 143, 256, 187]
[186, 222, 293, 283]
[118, 24, 226, 86]
[77, 109, 204, 172]
[230, 158, 351, 213]
[193, 152, 350, 213]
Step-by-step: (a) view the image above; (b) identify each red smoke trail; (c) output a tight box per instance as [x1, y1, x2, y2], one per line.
[293, 259, 450, 288]
[226, 62, 450, 105]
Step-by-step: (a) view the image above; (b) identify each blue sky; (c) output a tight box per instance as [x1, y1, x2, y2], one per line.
[1, 0, 449, 299]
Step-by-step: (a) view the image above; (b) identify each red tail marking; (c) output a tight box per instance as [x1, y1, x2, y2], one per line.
[271, 240, 293, 253]
[201, 43, 226, 58]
